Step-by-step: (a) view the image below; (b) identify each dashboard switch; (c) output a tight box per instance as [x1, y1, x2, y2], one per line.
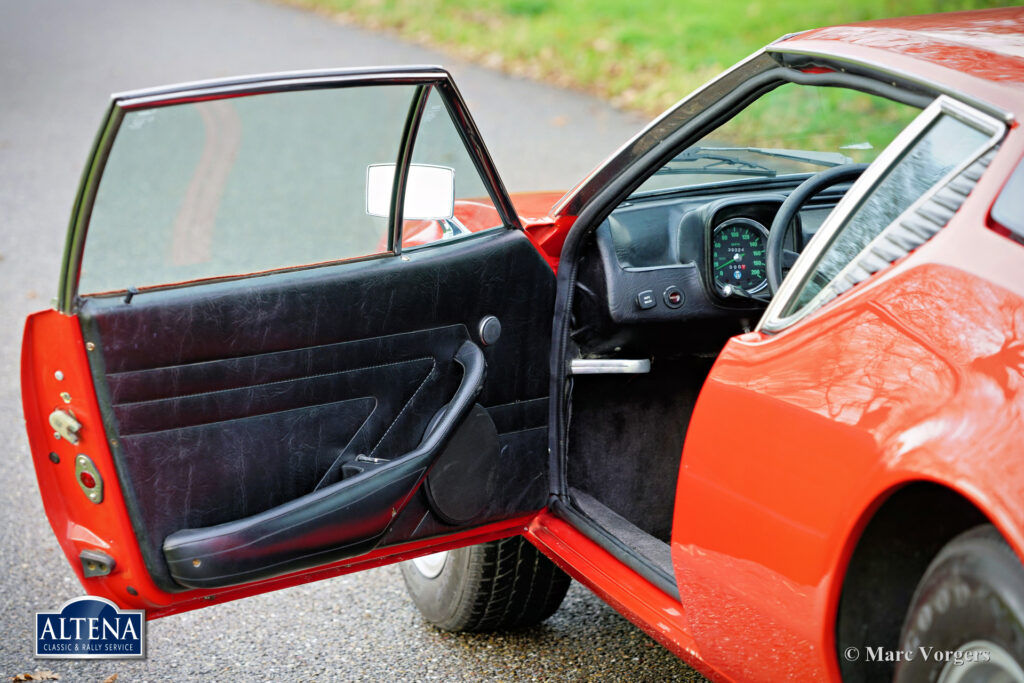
[636, 290, 656, 310]
[663, 286, 685, 309]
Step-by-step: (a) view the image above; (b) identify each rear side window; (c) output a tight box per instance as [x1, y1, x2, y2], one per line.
[785, 112, 991, 315]
[991, 156, 1024, 243]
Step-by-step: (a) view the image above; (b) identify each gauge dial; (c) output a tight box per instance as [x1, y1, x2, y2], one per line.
[712, 217, 769, 294]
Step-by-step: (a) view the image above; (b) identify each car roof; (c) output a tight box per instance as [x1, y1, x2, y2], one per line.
[777, 8, 1024, 109]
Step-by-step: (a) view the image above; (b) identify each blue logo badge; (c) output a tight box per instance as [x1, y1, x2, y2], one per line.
[36, 597, 145, 659]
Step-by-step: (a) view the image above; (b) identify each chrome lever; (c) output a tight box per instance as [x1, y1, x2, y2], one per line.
[569, 358, 651, 375]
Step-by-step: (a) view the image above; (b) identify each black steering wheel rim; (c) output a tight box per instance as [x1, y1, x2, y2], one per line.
[765, 163, 869, 296]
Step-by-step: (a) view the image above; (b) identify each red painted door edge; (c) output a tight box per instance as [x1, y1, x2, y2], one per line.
[21, 308, 541, 618]
[525, 511, 725, 681]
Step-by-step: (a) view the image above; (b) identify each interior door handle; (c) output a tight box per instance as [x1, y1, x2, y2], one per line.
[162, 339, 487, 589]
[418, 340, 485, 448]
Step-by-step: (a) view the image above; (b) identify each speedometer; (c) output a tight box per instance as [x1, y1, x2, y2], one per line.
[711, 217, 769, 295]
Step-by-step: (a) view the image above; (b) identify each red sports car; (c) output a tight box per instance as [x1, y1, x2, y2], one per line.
[22, 8, 1024, 681]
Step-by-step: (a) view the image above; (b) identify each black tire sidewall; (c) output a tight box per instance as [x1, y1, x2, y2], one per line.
[896, 526, 1024, 681]
[400, 546, 477, 630]
[399, 537, 571, 633]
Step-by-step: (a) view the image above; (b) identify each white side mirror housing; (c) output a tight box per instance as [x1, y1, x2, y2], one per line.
[366, 163, 455, 220]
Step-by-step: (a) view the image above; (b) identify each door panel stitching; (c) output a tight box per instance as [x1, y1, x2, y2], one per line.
[113, 356, 435, 407]
[367, 359, 437, 458]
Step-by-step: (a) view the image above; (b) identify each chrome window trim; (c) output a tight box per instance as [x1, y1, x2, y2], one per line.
[758, 95, 1005, 333]
[390, 84, 432, 255]
[58, 100, 122, 313]
[113, 67, 450, 108]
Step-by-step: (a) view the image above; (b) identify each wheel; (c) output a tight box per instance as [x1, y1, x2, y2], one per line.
[895, 524, 1024, 683]
[399, 536, 571, 632]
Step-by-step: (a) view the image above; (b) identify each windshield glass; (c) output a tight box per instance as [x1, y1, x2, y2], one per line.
[632, 83, 919, 195]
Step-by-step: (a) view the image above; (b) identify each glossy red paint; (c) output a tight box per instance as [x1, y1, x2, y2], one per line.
[524, 513, 716, 679]
[23, 311, 151, 607]
[778, 8, 1024, 117]
[507, 191, 573, 270]
[672, 130, 1024, 680]
[21, 308, 534, 618]
[522, 213, 575, 272]
[794, 7, 1024, 86]
[148, 515, 535, 619]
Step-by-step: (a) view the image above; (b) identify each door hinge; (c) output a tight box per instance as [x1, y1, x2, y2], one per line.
[49, 409, 82, 445]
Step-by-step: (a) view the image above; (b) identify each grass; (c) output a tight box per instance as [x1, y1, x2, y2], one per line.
[282, 0, 1015, 116]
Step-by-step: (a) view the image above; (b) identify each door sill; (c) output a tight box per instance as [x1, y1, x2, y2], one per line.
[554, 489, 680, 600]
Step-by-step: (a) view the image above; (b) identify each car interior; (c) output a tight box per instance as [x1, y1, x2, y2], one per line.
[560, 170, 852, 590]
[555, 74, 1001, 594]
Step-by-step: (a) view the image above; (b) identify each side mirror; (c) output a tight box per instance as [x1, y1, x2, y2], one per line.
[366, 163, 455, 220]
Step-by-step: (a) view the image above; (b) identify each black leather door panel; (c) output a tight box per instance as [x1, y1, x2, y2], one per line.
[123, 397, 376, 551]
[106, 324, 464, 407]
[162, 340, 487, 589]
[109, 323, 470, 436]
[115, 357, 433, 436]
[78, 230, 556, 592]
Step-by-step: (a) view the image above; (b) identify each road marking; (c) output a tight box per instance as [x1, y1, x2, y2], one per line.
[171, 100, 241, 266]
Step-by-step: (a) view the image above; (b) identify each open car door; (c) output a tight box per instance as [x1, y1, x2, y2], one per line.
[22, 68, 555, 616]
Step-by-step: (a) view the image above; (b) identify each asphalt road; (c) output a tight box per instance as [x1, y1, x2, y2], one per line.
[0, 1, 708, 681]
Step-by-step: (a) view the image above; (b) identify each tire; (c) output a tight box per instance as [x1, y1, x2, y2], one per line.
[895, 524, 1024, 683]
[399, 536, 571, 632]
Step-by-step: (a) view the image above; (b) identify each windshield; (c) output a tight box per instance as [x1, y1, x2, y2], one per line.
[632, 83, 919, 196]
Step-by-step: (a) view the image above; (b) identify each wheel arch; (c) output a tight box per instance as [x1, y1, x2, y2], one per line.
[832, 479, 1007, 682]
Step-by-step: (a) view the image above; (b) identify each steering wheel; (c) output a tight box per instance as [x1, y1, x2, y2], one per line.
[765, 164, 868, 296]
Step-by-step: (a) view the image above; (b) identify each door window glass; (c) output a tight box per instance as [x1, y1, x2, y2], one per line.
[402, 88, 503, 248]
[80, 85, 416, 294]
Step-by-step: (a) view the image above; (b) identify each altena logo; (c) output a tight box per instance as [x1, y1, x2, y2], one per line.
[36, 597, 145, 659]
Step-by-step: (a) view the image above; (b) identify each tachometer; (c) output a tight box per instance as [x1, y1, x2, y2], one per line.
[711, 217, 769, 295]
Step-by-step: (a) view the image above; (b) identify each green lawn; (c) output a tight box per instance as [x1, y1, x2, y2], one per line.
[284, 0, 1014, 114]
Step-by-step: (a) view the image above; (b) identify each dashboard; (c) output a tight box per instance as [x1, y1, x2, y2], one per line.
[589, 182, 843, 329]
